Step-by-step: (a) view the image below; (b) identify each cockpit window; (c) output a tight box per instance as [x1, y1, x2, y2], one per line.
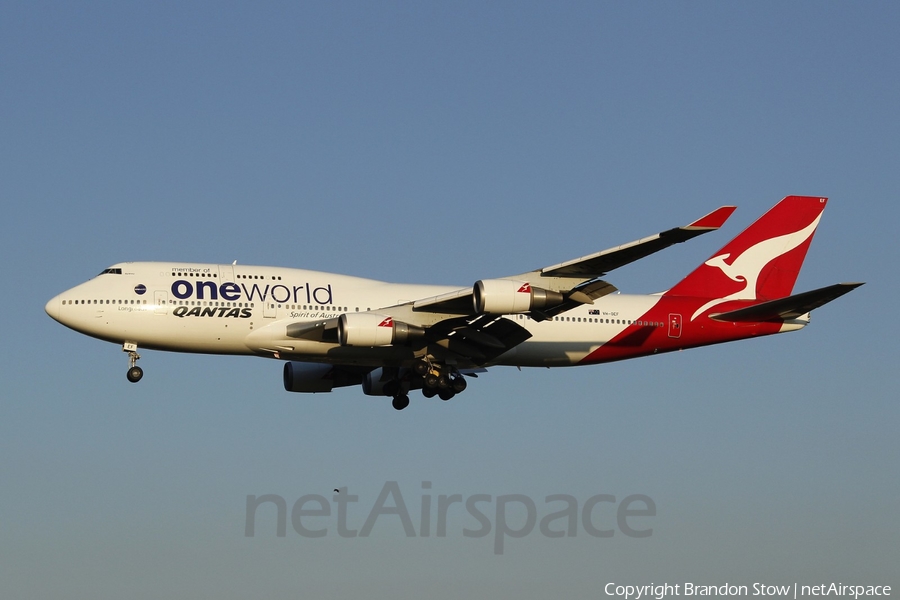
[98, 268, 123, 275]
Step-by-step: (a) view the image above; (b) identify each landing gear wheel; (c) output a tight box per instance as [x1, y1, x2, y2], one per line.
[127, 366, 144, 383]
[413, 359, 430, 376]
[391, 395, 410, 411]
[437, 374, 451, 389]
[438, 388, 455, 401]
[123, 344, 143, 383]
[451, 376, 468, 393]
[422, 387, 437, 398]
[424, 373, 439, 389]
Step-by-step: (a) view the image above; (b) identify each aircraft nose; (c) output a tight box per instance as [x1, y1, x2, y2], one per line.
[45, 295, 61, 322]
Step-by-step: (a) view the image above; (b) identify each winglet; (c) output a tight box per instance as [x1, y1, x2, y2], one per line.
[685, 205, 737, 230]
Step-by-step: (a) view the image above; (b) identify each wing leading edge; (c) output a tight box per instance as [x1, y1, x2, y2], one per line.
[527, 205, 737, 279]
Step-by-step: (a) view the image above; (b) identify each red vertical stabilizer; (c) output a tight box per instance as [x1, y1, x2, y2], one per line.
[666, 196, 828, 319]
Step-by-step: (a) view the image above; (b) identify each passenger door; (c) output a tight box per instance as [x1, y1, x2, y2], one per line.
[154, 291, 168, 315]
[668, 313, 682, 338]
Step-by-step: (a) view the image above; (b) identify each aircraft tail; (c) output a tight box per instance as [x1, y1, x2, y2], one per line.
[666, 196, 828, 312]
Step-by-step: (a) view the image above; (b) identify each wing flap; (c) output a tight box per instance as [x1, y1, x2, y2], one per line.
[433, 314, 533, 365]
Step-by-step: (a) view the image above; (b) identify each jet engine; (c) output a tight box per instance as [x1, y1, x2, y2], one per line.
[283, 361, 336, 393]
[362, 368, 389, 396]
[283, 361, 364, 393]
[473, 279, 564, 315]
[362, 367, 404, 396]
[337, 313, 425, 347]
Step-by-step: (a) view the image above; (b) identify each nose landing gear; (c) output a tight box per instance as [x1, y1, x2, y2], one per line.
[123, 342, 143, 383]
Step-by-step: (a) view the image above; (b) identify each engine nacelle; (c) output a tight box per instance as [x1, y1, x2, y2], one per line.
[337, 313, 425, 347]
[363, 368, 387, 396]
[473, 279, 564, 315]
[283, 361, 335, 393]
[361, 368, 393, 396]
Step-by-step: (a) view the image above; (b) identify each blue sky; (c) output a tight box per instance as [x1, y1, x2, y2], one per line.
[2, 2, 897, 598]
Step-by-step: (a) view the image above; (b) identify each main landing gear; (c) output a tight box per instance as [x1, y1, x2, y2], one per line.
[414, 359, 468, 403]
[389, 360, 470, 411]
[123, 342, 143, 383]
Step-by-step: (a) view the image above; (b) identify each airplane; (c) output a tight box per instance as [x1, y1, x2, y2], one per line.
[45, 195, 862, 410]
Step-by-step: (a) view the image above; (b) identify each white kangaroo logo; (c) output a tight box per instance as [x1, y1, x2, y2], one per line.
[691, 214, 822, 320]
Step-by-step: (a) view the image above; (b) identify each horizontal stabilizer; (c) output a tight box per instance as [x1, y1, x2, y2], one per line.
[709, 282, 864, 322]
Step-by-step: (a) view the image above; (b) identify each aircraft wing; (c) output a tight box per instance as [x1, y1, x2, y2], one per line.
[412, 204, 735, 317]
[533, 205, 736, 278]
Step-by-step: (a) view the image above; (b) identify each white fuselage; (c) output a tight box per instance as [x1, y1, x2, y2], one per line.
[46, 261, 659, 368]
